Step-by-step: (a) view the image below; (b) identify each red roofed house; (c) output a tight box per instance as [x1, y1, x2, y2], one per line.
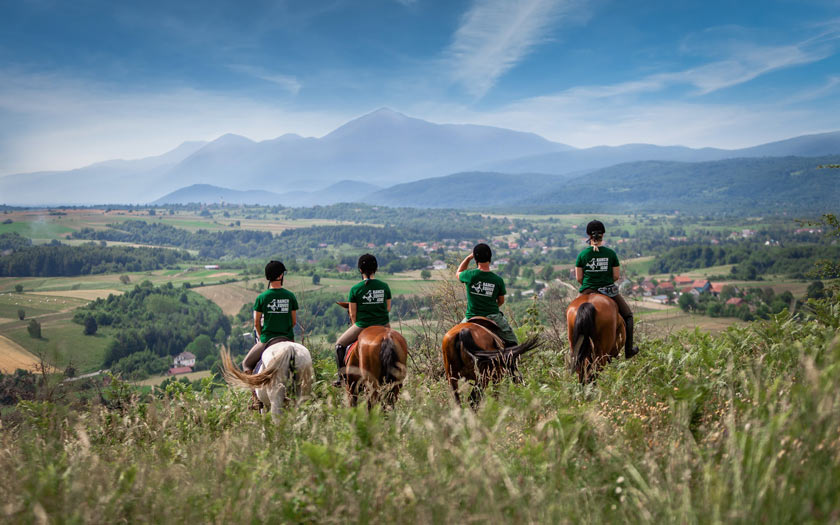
[710, 283, 725, 296]
[691, 280, 711, 294]
[726, 297, 744, 306]
[674, 276, 694, 286]
[657, 282, 674, 291]
[168, 366, 193, 376]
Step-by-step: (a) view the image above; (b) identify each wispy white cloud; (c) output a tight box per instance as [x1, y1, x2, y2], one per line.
[445, 0, 592, 98]
[228, 64, 302, 94]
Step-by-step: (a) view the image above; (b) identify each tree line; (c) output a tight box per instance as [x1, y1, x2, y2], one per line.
[0, 242, 191, 277]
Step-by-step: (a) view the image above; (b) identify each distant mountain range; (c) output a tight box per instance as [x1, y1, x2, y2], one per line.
[153, 180, 380, 206]
[1, 107, 839, 209]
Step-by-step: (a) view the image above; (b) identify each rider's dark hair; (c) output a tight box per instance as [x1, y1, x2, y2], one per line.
[358, 253, 378, 276]
[265, 260, 286, 282]
[473, 243, 492, 263]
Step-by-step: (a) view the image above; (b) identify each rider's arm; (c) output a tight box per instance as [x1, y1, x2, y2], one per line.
[613, 267, 620, 282]
[575, 267, 584, 284]
[496, 295, 505, 307]
[349, 302, 358, 323]
[291, 310, 297, 327]
[386, 299, 391, 311]
[456, 253, 474, 279]
[253, 310, 263, 339]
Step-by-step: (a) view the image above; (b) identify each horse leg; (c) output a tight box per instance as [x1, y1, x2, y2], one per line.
[267, 383, 286, 422]
[468, 383, 483, 409]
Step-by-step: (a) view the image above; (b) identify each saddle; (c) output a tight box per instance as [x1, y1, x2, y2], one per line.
[465, 316, 507, 349]
[344, 341, 359, 366]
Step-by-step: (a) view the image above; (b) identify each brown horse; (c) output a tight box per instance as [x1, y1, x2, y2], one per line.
[336, 301, 408, 408]
[566, 293, 625, 383]
[343, 325, 408, 408]
[441, 319, 539, 406]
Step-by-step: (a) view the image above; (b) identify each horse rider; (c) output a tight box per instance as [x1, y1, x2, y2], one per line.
[333, 254, 392, 386]
[456, 243, 518, 347]
[575, 220, 639, 358]
[241, 260, 299, 373]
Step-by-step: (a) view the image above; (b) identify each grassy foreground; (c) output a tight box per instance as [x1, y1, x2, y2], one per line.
[1, 300, 839, 523]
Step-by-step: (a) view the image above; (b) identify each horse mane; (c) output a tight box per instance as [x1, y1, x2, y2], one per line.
[572, 302, 597, 378]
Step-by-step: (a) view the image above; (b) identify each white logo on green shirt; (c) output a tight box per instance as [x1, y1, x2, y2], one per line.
[585, 257, 609, 272]
[267, 298, 290, 313]
[470, 281, 495, 297]
[362, 289, 385, 304]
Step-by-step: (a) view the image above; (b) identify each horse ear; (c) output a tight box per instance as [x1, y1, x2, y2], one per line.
[336, 302, 350, 310]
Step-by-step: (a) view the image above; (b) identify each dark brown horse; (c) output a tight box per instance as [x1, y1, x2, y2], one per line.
[343, 325, 408, 408]
[441, 318, 539, 406]
[566, 293, 625, 383]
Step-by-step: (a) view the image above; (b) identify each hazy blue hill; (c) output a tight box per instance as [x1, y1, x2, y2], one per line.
[0, 141, 208, 206]
[363, 172, 572, 208]
[485, 130, 840, 175]
[521, 155, 840, 213]
[152, 180, 381, 206]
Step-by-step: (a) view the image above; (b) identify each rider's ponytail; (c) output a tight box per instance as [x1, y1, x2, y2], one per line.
[590, 233, 603, 252]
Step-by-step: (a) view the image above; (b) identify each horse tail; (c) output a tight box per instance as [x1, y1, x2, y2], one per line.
[572, 302, 597, 376]
[455, 327, 485, 361]
[220, 346, 280, 390]
[380, 334, 404, 385]
[469, 337, 541, 362]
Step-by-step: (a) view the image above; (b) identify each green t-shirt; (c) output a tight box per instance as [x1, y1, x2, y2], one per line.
[575, 246, 620, 292]
[459, 268, 506, 318]
[349, 278, 391, 328]
[253, 287, 298, 342]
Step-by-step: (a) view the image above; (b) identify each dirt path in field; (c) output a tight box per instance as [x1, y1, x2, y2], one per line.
[30, 289, 122, 301]
[0, 335, 42, 372]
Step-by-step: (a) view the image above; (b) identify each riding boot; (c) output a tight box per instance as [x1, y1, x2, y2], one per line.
[624, 315, 639, 359]
[332, 344, 347, 387]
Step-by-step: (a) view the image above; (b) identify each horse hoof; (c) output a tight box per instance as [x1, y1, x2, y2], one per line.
[625, 346, 639, 359]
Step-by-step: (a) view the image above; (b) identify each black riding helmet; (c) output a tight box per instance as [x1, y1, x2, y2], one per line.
[265, 260, 286, 281]
[585, 220, 605, 237]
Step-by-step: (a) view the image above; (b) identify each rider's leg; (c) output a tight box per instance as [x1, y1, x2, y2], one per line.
[487, 312, 518, 348]
[242, 341, 267, 373]
[613, 294, 638, 358]
[333, 324, 363, 386]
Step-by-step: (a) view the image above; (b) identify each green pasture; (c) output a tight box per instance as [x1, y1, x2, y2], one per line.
[3, 318, 110, 372]
[0, 221, 74, 239]
[0, 293, 87, 320]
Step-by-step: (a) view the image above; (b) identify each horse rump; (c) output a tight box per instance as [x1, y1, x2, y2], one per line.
[572, 302, 597, 378]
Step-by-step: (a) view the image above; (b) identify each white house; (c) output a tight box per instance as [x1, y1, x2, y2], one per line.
[174, 351, 196, 368]
[432, 260, 447, 270]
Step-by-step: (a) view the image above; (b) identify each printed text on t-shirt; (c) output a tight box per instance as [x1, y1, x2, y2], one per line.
[585, 258, 610, 272]
[470, 281, 496, 297]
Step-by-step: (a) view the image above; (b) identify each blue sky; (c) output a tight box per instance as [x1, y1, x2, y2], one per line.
[1, 0, 839, 174]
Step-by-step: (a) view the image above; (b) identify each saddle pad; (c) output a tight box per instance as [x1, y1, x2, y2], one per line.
[344, 341, 358, 366]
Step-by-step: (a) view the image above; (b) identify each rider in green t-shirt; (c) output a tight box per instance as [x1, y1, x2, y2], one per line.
[456, 243, 518, 347]
[242, 260, 298, 373]
[333, 254, 392, 386]
[575, 220, 638, 358]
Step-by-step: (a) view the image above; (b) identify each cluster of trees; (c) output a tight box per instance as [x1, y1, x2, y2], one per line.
[0, 232, 32, 252]
[73, 281, 230, 380]
[651, 243, 840, 279]
[0, 243, 190, 277]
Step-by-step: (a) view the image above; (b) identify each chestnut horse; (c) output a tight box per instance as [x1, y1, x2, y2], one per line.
[442, 319, 540, 406]
[343, 325, 409, 408]
[336, 302, 408, 408]
[566, 293, 625, 383]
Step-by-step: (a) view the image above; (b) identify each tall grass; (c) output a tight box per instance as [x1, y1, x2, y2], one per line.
[1, 301, 839, 523]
